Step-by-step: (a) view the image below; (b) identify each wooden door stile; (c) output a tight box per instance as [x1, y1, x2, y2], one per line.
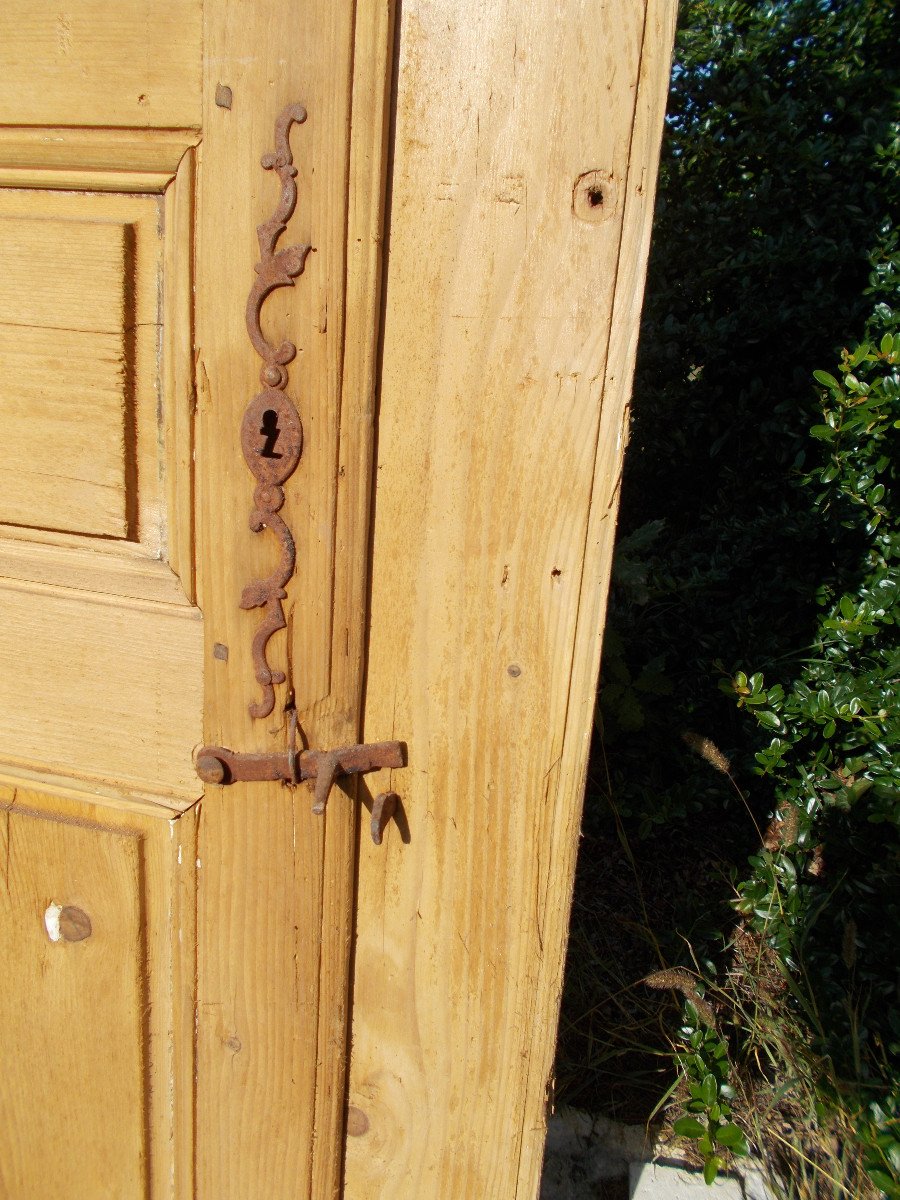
[345, 1, 678, 1196]
[194, 1, 395, 1197]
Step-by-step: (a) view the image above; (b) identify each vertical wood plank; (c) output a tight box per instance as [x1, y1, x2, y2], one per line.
[511, 0, 680, 1191]
[169, 804, 200, 1200]
[346, 1, 677, 1197]
[194, 2, 395, 1197]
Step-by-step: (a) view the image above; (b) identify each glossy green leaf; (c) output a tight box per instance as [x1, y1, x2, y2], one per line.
[755, 709, 782, 730]
[810, 424, 836, 441]
[715, 1122, 747, 1149]
[813, 370, 841, 390]
[700, 1074, 718, 1106]
[673, 1116, 706, 1140]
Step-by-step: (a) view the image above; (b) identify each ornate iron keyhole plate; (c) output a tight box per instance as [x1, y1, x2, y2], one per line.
[238, 102, 310, 720]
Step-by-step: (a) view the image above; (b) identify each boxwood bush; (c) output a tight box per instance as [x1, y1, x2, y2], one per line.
[725, 234, 900, 1191]
[582, 0, 900, 1189]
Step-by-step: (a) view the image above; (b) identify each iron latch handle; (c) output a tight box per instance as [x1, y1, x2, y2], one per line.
[196, 741, 405, 822]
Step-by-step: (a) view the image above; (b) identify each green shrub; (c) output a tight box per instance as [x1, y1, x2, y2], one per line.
[723, 234, 900, 1191]
[674, 1001, 750, 1186]
[602, 0, 899, 834]
[578, 0, 900, 1190]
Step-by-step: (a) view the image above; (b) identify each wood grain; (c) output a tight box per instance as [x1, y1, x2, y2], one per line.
[0, 539, 194, 606]
[0, 214, 133, 536]
[0, 189, 165, 556]
[0, 579, 203, 805]
[0, 7, 210, 1198]
[0, 177, 196, 597]
[345, 1, 677, 1197]
[0, 785, 198, 1200]
[0, 0, 202, 129]
[162, 149, 197, 599]
[0, 214, 128, 336]
[0, 324, 130, 537]
[0, 186, 203, 812]
[312, 3, 398, 1191]
[0, 802, 147, 1198]
[510, 1, 681, 1190]
[194, 2, 395, 1196]
[0, 796, 146, 1200]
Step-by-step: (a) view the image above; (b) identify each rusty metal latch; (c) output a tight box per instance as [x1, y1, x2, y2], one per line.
[197, 742, 403, 843]
[197, 740, 404, 805]
[196, 102, 405, 846]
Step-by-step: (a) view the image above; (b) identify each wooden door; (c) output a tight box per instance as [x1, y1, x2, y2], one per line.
[0, 1, 676, 1198]
[0, 2, 393, 1197]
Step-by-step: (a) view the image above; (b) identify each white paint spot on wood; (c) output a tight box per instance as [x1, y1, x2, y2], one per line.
[44, 902, 62, 942]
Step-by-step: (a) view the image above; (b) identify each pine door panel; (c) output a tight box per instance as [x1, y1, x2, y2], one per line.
[0, 786, 196, 1200]
[0, 187, 172, 561]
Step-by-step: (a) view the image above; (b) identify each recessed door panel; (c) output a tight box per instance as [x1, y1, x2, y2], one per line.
[0, 191, 163, 551]
[0, 789, 196, 1200]
[0, 178, 202, 806]
[0, 215, 133, 537]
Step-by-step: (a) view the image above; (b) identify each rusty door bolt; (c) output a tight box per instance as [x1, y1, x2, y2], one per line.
[196, 741, 406, 825]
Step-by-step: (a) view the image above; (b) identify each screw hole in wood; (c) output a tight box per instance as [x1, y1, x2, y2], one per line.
[572, 170, 617, 223]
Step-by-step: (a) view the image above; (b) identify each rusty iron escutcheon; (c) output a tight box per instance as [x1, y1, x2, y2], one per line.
[240, 102, 310, 721]
[199, 103, 407, 837]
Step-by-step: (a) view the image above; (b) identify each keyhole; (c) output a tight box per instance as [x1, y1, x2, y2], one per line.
[259, 409, 283, 458]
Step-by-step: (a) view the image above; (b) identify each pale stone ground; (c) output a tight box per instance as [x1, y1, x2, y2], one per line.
[540, 1108, 777, 1200]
